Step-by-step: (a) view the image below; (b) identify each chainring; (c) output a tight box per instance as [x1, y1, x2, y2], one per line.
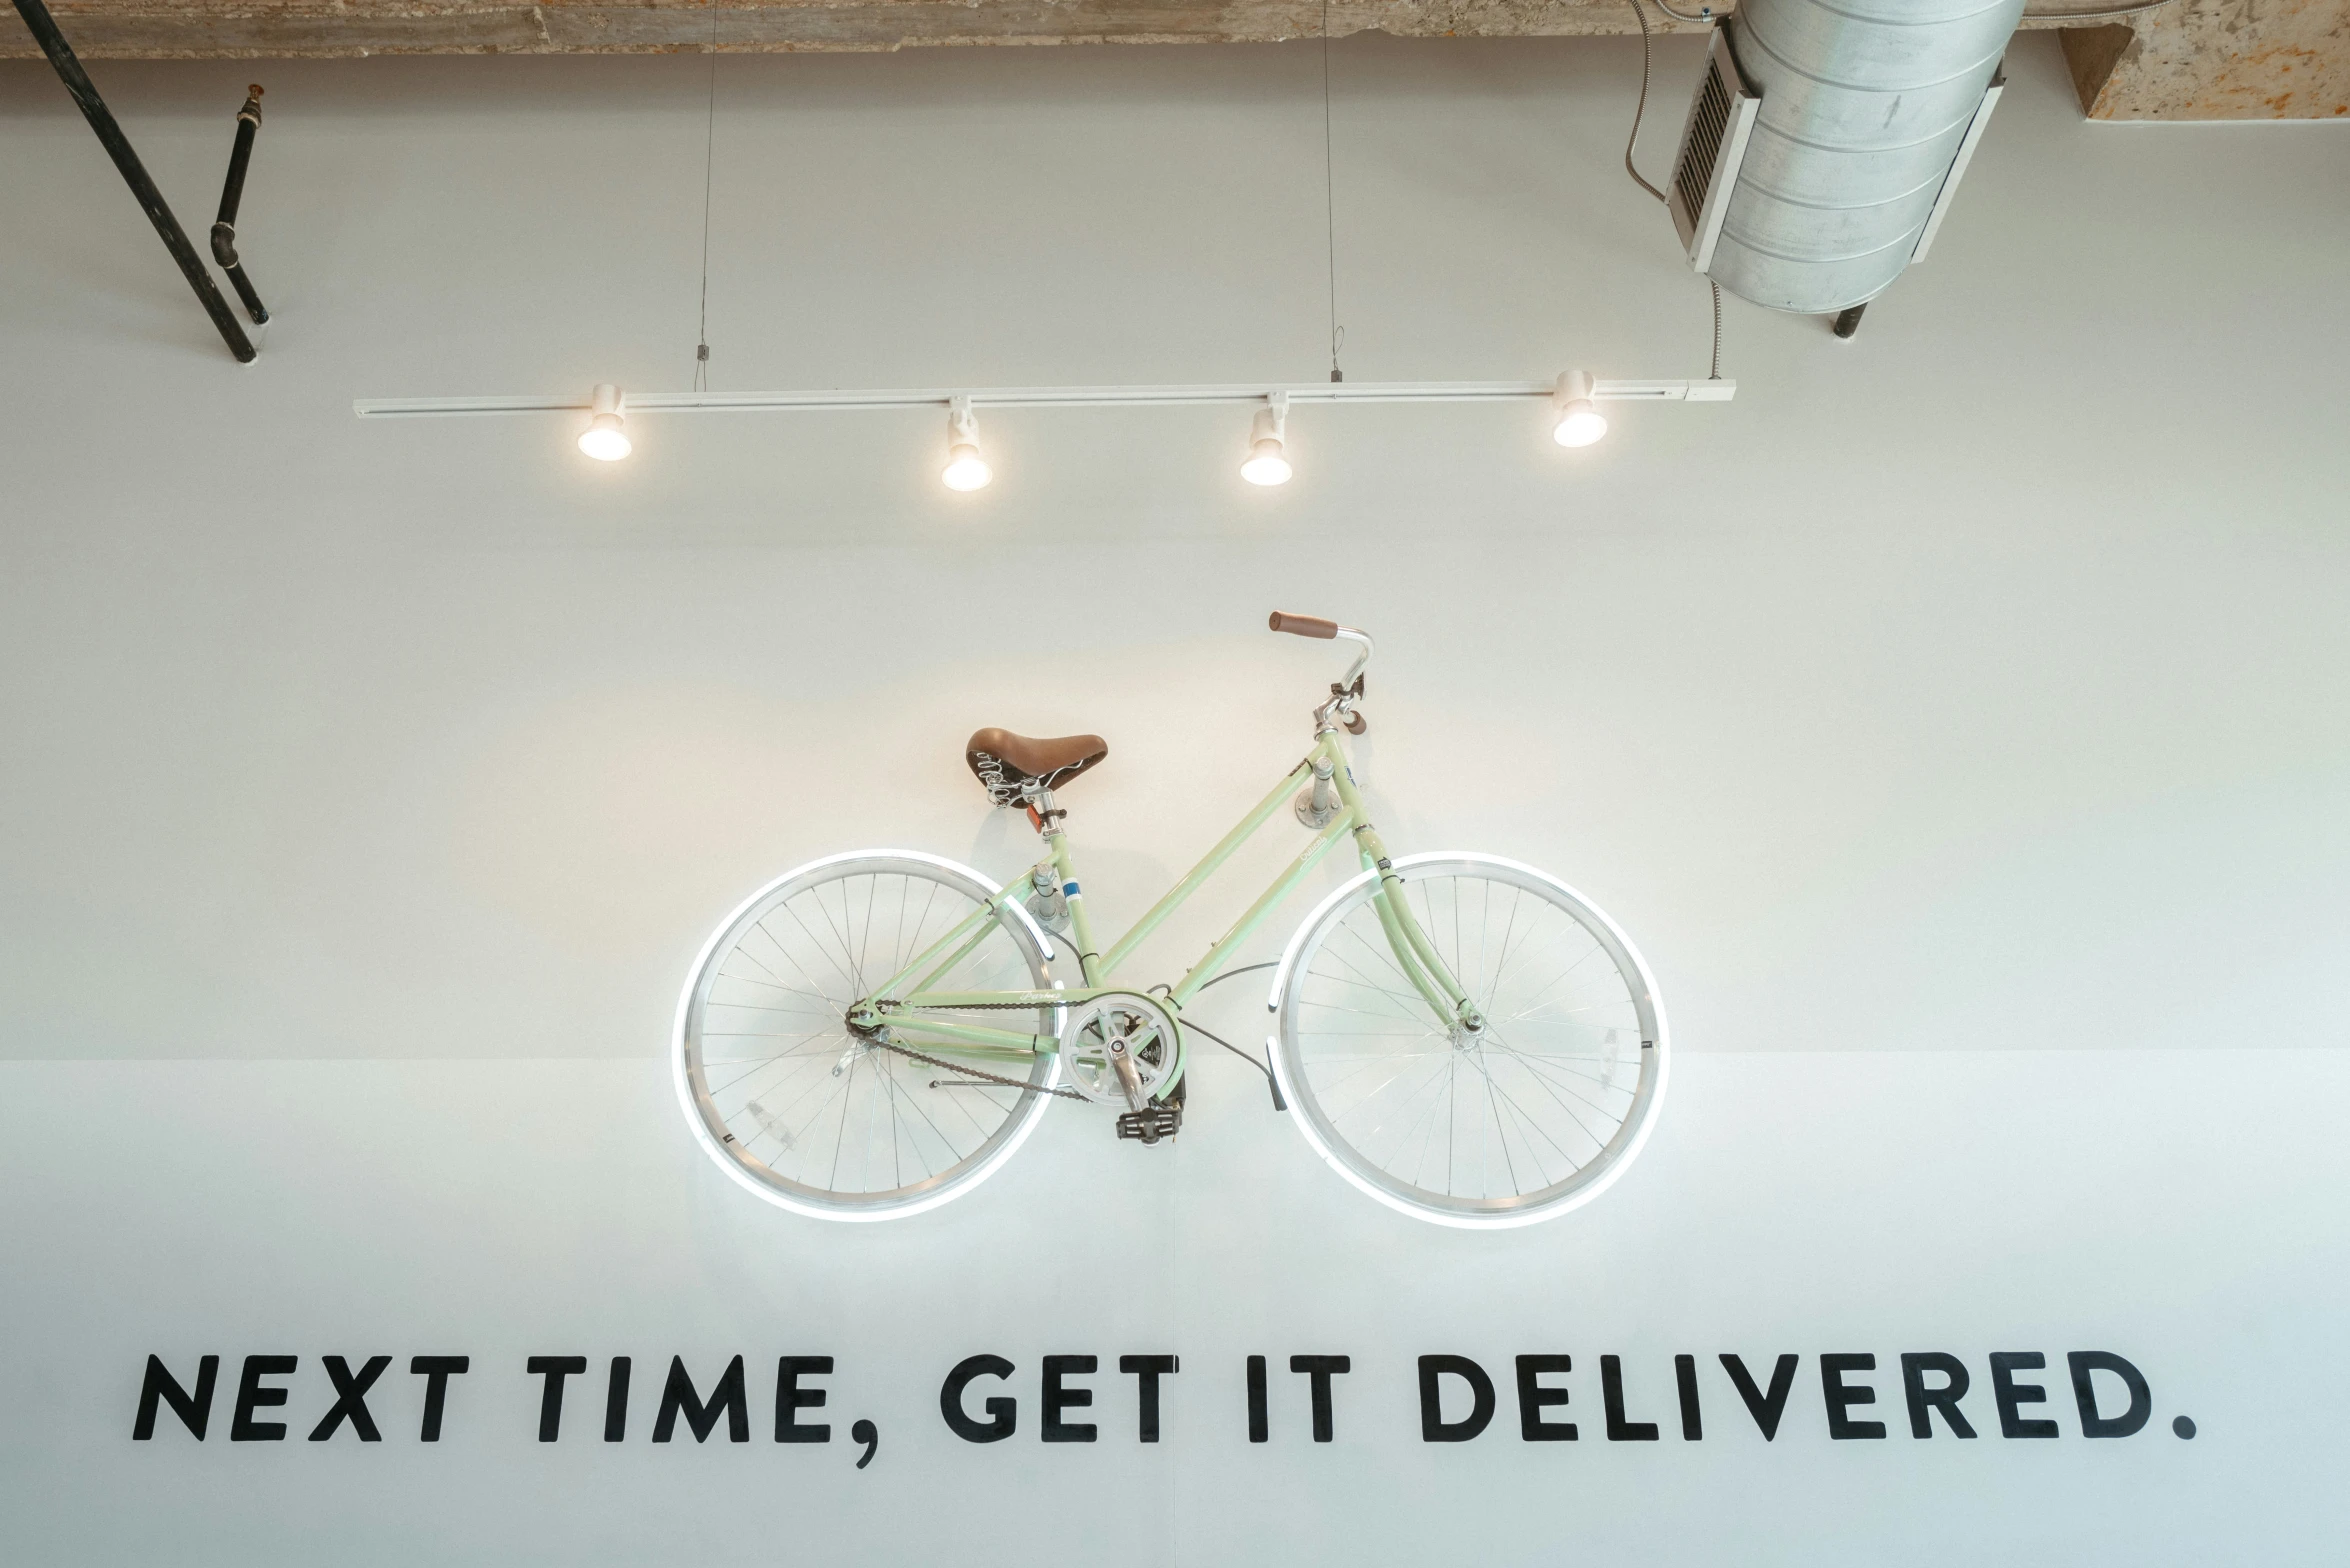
[1058, 992, 1181, 1107]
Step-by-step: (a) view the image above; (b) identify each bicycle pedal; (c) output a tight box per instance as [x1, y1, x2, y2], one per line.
[1116, 1105, 1182, 1145]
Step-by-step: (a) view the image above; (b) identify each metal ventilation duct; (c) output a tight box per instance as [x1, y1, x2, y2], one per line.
[1670, 0, 2024, 317]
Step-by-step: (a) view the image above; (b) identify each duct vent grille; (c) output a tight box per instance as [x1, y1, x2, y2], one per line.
[1667, 27, 1761, 276]
[1675, 59, 1731, 221]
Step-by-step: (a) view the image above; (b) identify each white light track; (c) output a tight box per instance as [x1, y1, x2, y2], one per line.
[351, 377, 1736, 420]
[353, 373, 1736, 482]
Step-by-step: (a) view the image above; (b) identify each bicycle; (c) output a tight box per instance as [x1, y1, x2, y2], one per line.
[673, 613, 1668, 1228]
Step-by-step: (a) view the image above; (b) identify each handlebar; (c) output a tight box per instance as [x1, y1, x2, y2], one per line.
[1270, 611, 1374, 731]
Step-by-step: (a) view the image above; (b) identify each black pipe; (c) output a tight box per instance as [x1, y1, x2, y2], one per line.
[1832, 303, 1867, 340]
[11, 0, 256, 362]
[211, 84, 268, 325]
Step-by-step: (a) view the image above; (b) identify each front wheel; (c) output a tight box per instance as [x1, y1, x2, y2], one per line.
[1270, 854, 1667, 1228]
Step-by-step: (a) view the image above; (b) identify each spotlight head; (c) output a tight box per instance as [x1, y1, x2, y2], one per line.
[578, 414, 631, 461]
[1552, 402, 1606, 448]
[1551, 369, 1607, 448]
[942, 443, 992, 491]
[1241, 441, 1292, 486]
[578, 383, 631, 460]
[941, 397, 992, 492]
[1239, 395, 1292, 486]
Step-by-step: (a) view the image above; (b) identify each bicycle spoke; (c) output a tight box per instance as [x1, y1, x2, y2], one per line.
[1320, 930, 1441, 1018]
[1331, 919, 1442, 1009]
[1317, 1043, 1450, 1119]
[1472, 1046, 1520, 1195]
[1489, 1043, 1629, 1133]
[855, 879, 879, 998]
[709, 970, 836, 1008]
[1469, 1046, 1585, 1175]
[1494, 934, 1614, 1021]
[1485, 1043, 1633, 1097]
[1297, 996, 1448, 1030]
[1351, 1053, 1452, 1184]
[1484, 907, 1585, 1011]
[777, 898, 861, 1000]
[820, 882, 869, 997]
[706, 1049, 833, 1097]
[720, 933, 813, 1000]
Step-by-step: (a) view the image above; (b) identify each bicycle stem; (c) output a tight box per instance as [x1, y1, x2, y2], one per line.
[1313, 629, 1374, 733]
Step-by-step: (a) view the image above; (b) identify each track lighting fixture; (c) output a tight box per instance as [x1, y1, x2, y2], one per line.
[368, 374, 1739, 485]
[577, 383, 632, 461]
[1240, 394, 1292, 486]
[941, 396, 993, 491]
[1551, 369, 1607, 448]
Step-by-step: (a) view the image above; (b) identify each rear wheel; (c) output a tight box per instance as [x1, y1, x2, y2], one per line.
[675, 851, 1058, 1221]
[1271, 854, 1667, 1227]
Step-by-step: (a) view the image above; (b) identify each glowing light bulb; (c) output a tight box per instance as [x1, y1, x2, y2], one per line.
[1552, 403, 1607, 447]
[941, 398, 992, 492]
[577, 383, 631, 460]
[942, 443, 992, 491]
[1240, 396, 1292, 486]
[578, 413, 631, 461]
[1550, 369, 1606, 448]
[1241, 441, 1292, 486]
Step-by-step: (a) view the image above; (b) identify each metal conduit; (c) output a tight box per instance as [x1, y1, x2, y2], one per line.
[11, 0, 258, 362]
[211, 85, 270, 326]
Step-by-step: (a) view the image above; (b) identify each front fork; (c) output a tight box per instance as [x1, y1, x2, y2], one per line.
[1318, 732, 1484, 1035]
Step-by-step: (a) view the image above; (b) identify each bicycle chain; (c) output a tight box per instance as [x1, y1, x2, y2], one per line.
[870, 992, 1167, 1104]
[868, 1037, 1088, 1102]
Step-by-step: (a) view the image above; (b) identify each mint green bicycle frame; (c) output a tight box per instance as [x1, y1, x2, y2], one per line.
[847, 729, 1478, 1096]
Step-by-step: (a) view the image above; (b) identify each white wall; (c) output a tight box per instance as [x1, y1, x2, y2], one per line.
[1, 32, 2346, 1565]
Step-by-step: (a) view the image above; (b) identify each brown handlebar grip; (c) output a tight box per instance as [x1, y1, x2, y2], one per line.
[1269, 611, 1339, 639]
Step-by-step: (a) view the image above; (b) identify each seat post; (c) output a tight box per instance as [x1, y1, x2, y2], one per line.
[1025, 786, 1100, 982]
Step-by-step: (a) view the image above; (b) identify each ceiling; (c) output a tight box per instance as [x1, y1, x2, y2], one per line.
[3, 0, 2346, 120]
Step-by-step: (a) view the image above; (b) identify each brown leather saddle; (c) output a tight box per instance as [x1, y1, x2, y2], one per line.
[965, 727, 1108, 806]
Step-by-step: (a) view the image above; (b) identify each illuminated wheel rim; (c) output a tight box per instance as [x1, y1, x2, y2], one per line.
[674, 851, 1059, 1222]
[1272, 854, 1667, 1228]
